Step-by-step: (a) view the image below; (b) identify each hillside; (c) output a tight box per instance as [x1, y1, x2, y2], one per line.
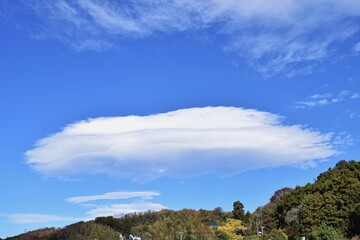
[273, 160, 360, 239]
[5, 160, 360, 240]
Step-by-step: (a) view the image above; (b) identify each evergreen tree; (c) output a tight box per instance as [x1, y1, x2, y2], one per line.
[233, 201, 245, 221]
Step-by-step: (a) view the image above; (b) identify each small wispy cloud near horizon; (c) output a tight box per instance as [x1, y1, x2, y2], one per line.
[1, 190, 165, 224]
[1, 201, 166, 224]
[5, 0, 360, 75]
[67, 190, 166, 218]
[295, 90, 360, 109]
[26, 106, 337, 182]
[86, 202, 166, 218]
[0, 213, 78, 224]
[66, 191, 160, 204]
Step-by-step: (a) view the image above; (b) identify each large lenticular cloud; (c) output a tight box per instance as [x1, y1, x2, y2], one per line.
[26, 107, 336, 182]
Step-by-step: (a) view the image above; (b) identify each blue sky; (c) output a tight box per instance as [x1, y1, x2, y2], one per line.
[1, 0, 360, 237]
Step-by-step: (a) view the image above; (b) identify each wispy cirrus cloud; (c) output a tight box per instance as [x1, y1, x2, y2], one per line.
[26, 107, 337, 182]
[66, 190, 166, 218]
[1, 213, 77, 224]
[1, 191, 164, 225]
[4, 0, 360, 75]
[295, 90, 360, 109]
[348, 112, 360, 119]
[86, 202, 166, 218]
[353, 42, 360, 52]
[66, 191, 160, 204]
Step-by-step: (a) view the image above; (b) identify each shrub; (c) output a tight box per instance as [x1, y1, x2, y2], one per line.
[313, 224, 343, 240]
[267, 229, 288, 240]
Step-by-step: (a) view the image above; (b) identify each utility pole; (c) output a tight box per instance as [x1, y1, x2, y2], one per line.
[256, 219, 259, 236]
[261, 226, 265, 236]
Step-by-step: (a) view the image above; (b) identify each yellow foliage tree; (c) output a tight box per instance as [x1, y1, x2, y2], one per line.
[218, 218, 246, 240]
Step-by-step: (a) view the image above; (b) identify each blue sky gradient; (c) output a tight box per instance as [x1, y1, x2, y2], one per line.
[1, 0, 360, 237]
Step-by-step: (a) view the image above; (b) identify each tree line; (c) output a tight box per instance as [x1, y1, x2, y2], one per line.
[5, 160, 360, 240]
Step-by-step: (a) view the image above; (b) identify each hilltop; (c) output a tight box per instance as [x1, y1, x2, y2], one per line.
[4, 160, 360, 240]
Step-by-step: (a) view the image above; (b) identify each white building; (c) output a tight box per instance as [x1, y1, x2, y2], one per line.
[129, 234, 141, 240]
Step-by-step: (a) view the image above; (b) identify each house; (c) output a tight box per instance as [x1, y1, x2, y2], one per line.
[129, 234, 141, 240]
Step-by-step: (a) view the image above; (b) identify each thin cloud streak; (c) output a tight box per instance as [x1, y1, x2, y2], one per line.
[26, 107, 337, 182]
[66, 191, 160, 204]
[2, 213, 77, 224]
[1, 191, 164, 225]
[86, 202, 166, 218]
[295, 90, 360, 109]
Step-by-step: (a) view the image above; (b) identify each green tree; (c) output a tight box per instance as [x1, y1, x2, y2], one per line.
[274, 160, 360, 238]
[80, 222, 119, 240]
[348, 203, 360, 236]
[313, 224, 343, 240]
[251, 188, 292, 236]
[233, 201, 245, 221]
[267, 229, 288, 240]
[146, 209, 215, 240]
[244, 235, 261, 240]
[95, 216, 121, 231]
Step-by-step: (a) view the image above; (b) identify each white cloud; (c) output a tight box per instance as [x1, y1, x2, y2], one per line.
[86, 202, 166, 218]
[66, 191, 166, 219]
[26, 107, 336, 182]
[348, 112, 360, 119]
[309, 93, 333, 99]
[295, 91, 360, 109]
[351, 93, 360, 99]
[1, 191, 164, 225]
[353, 42, 360, 52]
[11, 0, 360, 75]
[2, 213, 76, 224]
[66, 191, 160, 204]
[66, 190, 165, 218]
